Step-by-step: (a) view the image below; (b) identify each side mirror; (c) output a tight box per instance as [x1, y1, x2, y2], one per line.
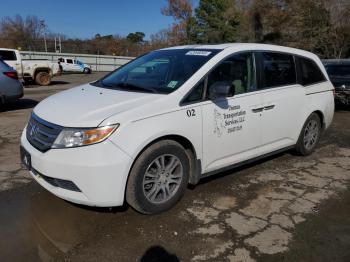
[208, 81, 235, 100]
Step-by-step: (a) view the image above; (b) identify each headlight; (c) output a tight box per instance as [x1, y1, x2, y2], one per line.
[52, 124, 119, 148]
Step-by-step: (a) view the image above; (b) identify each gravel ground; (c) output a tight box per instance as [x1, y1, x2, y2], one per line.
[0, 72, 349, 262]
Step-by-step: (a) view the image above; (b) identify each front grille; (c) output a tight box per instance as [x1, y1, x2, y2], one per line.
[26, 113, 63, 152]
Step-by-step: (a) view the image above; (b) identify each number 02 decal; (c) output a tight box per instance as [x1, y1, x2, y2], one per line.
[186, 109, 196, 117]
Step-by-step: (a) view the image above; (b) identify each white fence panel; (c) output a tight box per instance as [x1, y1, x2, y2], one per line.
[20, 51, 135, 72]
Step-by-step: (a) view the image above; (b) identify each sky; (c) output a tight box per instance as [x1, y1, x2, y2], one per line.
[0, 0, 195, 39]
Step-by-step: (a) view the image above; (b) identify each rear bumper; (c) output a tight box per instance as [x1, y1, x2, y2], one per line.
[1, 90, 23, 103]
[5, 91, 24, 100]
[21, 129, 133, 207]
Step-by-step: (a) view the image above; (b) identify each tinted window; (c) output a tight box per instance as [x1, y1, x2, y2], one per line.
[183, 80, 205, 103]
[325, 65, 350, 77]
[99, 49, 219, 94]
[207, 52, 256, 95]
[66, 59, 73, 64]
[299, 57, 326, 86]
[260, 52, 296, 88]
[0, 50, 17, 61]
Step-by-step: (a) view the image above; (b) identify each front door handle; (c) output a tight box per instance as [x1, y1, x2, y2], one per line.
[252, 107, 264, 113]
[264, 105, 275, 111]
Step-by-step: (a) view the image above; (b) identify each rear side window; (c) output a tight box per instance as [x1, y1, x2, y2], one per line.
[298, 57, 326, 86]
[66, 59, 73, 64]
[259, 52, 296, 88]
[0, 50, 17, 61]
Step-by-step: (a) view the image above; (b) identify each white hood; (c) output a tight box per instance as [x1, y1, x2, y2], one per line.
[34, 84, 161, 127]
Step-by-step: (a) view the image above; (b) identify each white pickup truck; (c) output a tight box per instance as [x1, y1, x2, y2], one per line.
[0, 48, 61, 86]
[58, 57, 92, 74]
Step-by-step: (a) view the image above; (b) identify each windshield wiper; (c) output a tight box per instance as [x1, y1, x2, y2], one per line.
[103, 81, 156, 93]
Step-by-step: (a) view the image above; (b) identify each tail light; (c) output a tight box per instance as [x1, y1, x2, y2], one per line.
[3, 71, 18, 80]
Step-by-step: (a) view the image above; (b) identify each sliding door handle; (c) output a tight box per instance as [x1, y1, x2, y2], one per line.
[252, 107, 264, 113]
[264, 105, 275, 111]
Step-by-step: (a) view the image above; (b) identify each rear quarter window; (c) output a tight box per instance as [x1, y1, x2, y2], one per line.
[0, 50, 17, 61]
[298, 57, 326, 86]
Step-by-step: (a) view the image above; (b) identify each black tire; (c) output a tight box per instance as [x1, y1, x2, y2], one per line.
[126, 140, 190, 214]
[23, 78, 34, 86]
[83, 68, 91, 74]
[295, 113, 322, 156]
[35, 71, 51, 86]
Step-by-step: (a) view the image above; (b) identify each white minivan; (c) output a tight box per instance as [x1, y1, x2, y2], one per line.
[20, 44, 334, 214]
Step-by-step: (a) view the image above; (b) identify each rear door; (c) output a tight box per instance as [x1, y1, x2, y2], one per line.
[65, 59, 75, 72]
[256, 52, 305, 154]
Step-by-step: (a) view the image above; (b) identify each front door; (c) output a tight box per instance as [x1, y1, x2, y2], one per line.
[201, 52, 263, 173]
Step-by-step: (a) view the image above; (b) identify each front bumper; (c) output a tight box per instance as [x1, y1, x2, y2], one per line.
[21, 129, 133, 207]
[335, 89, 350, 105]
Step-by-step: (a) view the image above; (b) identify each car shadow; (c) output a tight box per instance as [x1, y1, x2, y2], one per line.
[23, 80, 70, 88]
[335, 104, 350, 111]
[69, 201, 129, 213]
[141, 246, 180, 262]
[0, 98, 38, 112]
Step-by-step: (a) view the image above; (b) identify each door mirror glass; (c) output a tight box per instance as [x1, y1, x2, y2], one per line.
[208, 81, 235, 100]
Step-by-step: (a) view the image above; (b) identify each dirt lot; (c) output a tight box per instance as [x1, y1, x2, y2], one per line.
[0, 73, 349, 262]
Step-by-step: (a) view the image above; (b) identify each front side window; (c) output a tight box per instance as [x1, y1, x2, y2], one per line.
[207, 52, 256, 96]
[66, 59, 73, 64]
[0, 50, 16, 61]
[97, 49, 220, 94]
[260, 52, 296, 88]
[298, 57, 326, 86]
[183, 80, 205, 103]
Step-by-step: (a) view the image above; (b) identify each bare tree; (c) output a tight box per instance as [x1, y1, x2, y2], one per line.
[0, 15, 43, 51]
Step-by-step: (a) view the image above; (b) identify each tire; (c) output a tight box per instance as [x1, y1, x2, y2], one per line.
[35, 72, 51, 86]
[126, 140, 190, 214]
[23, 78, 33, 86]
[295, 113, 322, 156]
[83, 68, 91, 74]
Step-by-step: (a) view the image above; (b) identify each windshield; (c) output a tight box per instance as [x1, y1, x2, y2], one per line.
[326, 64, 350, 77]
[95, 49, 220, 94]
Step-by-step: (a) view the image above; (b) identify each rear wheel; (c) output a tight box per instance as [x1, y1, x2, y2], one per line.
[35, 71, 51, 86]
[295, 113, 322, 156]
[126, 140, 190, 214]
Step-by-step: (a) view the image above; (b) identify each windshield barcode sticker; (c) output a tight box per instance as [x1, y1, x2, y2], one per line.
[185, 51, 212, 56]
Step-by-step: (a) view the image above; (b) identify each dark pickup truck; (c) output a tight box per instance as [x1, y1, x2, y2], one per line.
[323, 59, 350, 106]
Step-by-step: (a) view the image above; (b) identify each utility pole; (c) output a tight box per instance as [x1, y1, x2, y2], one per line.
[59, 36, 62, 53]
[40, 20, 48, 53]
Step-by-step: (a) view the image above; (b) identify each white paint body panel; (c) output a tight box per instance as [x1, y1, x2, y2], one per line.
[20, 43, 334, 207]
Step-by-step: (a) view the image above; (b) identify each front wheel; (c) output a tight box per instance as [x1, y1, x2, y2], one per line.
[295, 113, 322, 156]
[83, 68, 91, 74]
[126, 140, 190, 214]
